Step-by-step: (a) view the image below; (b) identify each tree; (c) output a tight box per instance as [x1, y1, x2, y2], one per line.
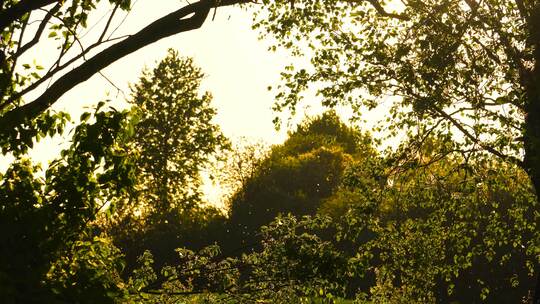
[359, 143, 537, 302]
[213, 137, 270, 203]
[255, 0, 540, 301]
[227, 111, 374, 249]
[129, 49, 228, 214]
[105, 50, 229, 274]
[0, 0, 250, 155]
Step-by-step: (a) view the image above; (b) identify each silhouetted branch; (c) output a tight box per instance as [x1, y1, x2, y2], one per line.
[0, 0, 250, 133]
[0, 0, 59, 30]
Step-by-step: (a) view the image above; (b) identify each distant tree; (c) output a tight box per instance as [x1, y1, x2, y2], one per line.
[227, 111, 374, 247]
[104, 50, 229, 273]
[128, 49, 228, 215]
[213, 137, 270, 203]
[275, 111, 373, 157]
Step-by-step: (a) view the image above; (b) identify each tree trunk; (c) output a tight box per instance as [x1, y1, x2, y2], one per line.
[523, 65, 540, 304]
[523, 36, 540, 304]
[523, 96, 540, 304]
[522, 7, 540, 302]
[528, 122, 540, 304]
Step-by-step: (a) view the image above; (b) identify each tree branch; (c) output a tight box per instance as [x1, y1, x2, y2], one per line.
[0, 0, 59, 30]
[13, 3, 62, 59]
[0, 0, 249, 133]
[431, 106, 525, 168]
[98, 3, 121, 43]
[0, 35, 126, 113]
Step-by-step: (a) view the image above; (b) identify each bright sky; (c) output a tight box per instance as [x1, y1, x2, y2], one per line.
[0, 2, 332, 205]
[3, 4, 286, 159]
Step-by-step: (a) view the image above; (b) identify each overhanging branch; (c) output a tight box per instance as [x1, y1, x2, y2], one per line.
[0, 0, 250, 133]
[0, 0, 59, 30]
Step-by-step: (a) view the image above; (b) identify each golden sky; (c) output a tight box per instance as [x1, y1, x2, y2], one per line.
[1, 1, 384, 205]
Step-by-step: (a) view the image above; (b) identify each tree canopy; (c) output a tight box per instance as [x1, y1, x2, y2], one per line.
[255, 1, 540, 301]
[1, 0, 540, 303]
[255, 0, 537, 172]
[226, 112, 373, 246]
[128, 48, 227, 214]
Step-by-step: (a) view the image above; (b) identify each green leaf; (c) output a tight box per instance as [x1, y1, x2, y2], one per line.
[80, 112, 91, 122]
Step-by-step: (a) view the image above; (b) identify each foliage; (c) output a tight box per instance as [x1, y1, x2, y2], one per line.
[130, 215, 357, 304]
[47, 234, 128, 304]
[2, 1, 540, 302]
[227, 112, 373, 249]
[128, 49, 228, 214]
[0, 105, 138, 303]
[1, 105, 537, 303]
[255, 1, 540, 301]
[0, 0, 250, 149]
[337, 141, 540, 302]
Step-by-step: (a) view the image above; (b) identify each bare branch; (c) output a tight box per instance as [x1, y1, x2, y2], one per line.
[0, 0, 250, 132]
[13, 3, 62, 59]
[0, 0, 59, 30]
[98, 4, 121, 43]
[1, 34, 126, 112]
